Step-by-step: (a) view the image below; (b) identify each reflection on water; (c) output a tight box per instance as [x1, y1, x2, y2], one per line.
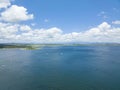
[0, 46, 120, 90]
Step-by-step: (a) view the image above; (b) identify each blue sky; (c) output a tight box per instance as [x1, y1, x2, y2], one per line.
[0, 0, 120, 43]
[13, 0, 120, 32]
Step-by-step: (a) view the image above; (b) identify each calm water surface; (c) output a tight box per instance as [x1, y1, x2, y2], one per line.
[0, 46, 120, 90]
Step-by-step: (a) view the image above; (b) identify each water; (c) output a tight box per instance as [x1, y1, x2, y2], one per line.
[0, 46, 120, 90]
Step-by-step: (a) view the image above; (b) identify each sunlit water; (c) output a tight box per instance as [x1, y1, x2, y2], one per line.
[0, 46, 120, 90]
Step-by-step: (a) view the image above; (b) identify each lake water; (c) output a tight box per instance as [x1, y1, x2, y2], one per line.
[0, 46, 120, 90]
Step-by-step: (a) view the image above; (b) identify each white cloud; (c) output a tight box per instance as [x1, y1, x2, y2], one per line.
[0, 1, 120, 43]
[20, 25, 32, 31]
[0, 22, 18, 34]
[13, 27, 63, 43]
[0, 22, 120, 43]
[112, 20, 120, 25]
[0, 0, 11, 8]
[0, 5, 34, 22]
[0, 22, 19, 41]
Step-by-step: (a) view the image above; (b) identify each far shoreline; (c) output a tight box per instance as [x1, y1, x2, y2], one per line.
[0, 43, 120, 50]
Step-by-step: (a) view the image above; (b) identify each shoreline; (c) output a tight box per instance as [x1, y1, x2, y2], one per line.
[0, 43, 120, 50]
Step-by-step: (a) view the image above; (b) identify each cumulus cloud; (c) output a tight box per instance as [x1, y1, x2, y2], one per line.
[0, 22, 19, 42]
[0, 22, 120, 43]
[0, 5, 34, 22]
[0, 0, 11, 8]
[20, 25, 31, 31]
[0, 0, 120, 43]
[112, 20, 120, 25]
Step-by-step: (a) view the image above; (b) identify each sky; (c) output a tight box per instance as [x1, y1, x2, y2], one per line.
[0, 0, 120, 43]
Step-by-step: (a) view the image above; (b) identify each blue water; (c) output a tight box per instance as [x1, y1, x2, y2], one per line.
[0, 46, 120, 90]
